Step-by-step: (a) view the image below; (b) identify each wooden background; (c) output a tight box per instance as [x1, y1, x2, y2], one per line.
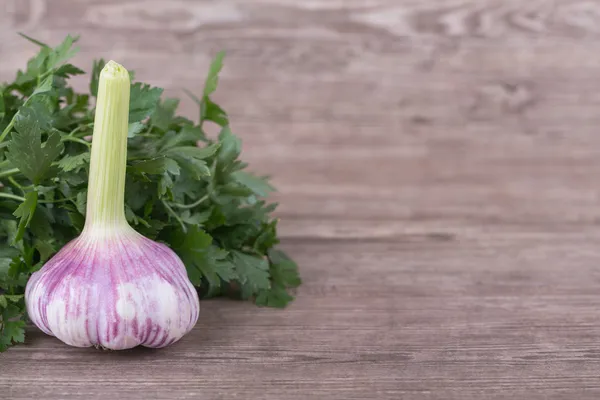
[2, 0, 600, 398]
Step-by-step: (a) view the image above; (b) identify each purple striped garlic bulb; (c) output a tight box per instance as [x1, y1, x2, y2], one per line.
[25, 61, 199, 350]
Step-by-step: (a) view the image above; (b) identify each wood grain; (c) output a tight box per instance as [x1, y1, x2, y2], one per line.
[2, 0, 600, 398]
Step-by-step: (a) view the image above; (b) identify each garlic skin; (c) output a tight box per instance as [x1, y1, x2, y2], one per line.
[24, 60, 200, 349]
[26, 227, 200, 349]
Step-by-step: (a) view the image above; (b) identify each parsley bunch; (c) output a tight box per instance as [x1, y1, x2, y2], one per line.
[0, 34, 301, 351]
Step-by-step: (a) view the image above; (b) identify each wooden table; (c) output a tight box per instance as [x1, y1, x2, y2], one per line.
[3, 0, 600, 398]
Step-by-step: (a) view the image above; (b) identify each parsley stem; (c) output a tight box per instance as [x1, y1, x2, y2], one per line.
[161, 199, 187, 233]
[67, 123, 91, 136]
[61, 136, 91, 147]
[39, 196, 77, 204]
[0, 189, 74, 206]
[0, 168, 19, 179]
[0, 192, 25, 202]
[170, 194, 209, 210]
[0, 191, 64, 205]
[37, 69, 54, 84]
[66, 123, 94, 138]
[8, 177, 24, 194]
[0, 117, 15, 143]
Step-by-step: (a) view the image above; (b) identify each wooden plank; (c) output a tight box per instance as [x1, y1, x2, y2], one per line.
[3, 235, 600, 399]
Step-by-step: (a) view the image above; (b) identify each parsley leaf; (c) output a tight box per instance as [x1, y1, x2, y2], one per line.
[31, 75, 54, 97]
[152, 98, 179, 131]
[186, 52, 230, 127]
[0, 92, 5, 122]
[17, 32, 50, 48]
[58, 153, 89, 172]
[255, 248, 301, 308]
[172, 226, 237, 293]
[255, 286, 294, 309]
[7, 104, 63, 184]
[269, 249, 302, 288]
[230, 250, 270, 299]
[129, 157, 180, 176]
[128, 121, 145, 138]
[166, 143, 220, 160]
[12, 191, 38, 243]
[90, 58, 105, 97]
[233, 171, 275, 197]
[46, 34, 80, 70]
[204, 51, 225, 97]
[129, 83, 163, 123]
[0, 305, 26, 351]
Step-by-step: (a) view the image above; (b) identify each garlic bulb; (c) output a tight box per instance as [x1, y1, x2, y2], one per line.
[25, 61, 199, 349]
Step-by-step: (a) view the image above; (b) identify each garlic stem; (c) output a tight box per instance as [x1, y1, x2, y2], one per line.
[84, 61, 130, 231]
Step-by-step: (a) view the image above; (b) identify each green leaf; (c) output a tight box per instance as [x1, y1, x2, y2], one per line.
[269, 249, 302, 288]
[255, 286, 294, 308]
[2, 319, 26, 345]
[125, 206, 150, 228]
[54, 64, 85, 78]
[254, 221, 279, 254]
[180, 208, 212, 225]
[233, 171, 275, 197]
[4, 295, 23, 303]
[187, 91, 229, 127]
[31, 75, 54, 97]
[172, 226, 237, 292]
[124, 179, 152, 211]
[34, 238, 55, 262]
[128, 121, 145, 138]
[0, 304, 26, 349]
[173, 156, 210, 180]
[0, 247, 19, 260]
[57, 153, 89, 172]
[158, 172, 174, 197]
[0, 92, 5, 121]
[231, 250, 270, 297]
[46, 34, 79, 69]
[35, 185, 55, 195]
[218, 182, 254, 198]
[18, 32, 50, 48]
[75, 191, 87, 215]
[129, 83, 163, 123]
[0, 221, 21, 252]
[15, 42, 50, 86]
[30, 204, 55, 240]
[202, 97, 229, 127]
[90, 58, 106, 97]
[7, 105, 63, 184]
[130, 157, 180, 176]
[0, 319, 26, 348]
[2, 302, 24, 319]
[159, 125, 203, 151]
[166, 143, 220, 160]
[217, 126, 241, 167]
[12, 191, 38, 243]
[204, 51, 225, 97]
[152, 98, 179, 131]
